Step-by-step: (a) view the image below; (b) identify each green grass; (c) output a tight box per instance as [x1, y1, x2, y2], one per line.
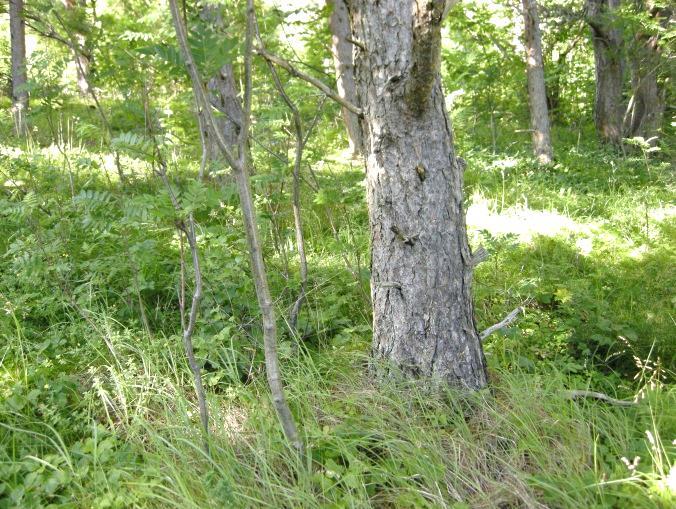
[0, 319, 673, 508]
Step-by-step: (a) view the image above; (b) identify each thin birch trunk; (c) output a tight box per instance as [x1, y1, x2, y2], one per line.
[328, 0, 363, 157]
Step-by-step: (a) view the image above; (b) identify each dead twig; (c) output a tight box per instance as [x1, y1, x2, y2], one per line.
[564, 390, 638, 407]
[480, 306, 523, 341]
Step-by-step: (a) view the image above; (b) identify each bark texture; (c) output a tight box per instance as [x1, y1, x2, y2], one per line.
[199, 4, 245, 177]
[348, 0, 487, 389]
[586, 0, 625, 144]
[328, 0, 363, 157]
[207, 64, 244, 154]
[522, 0, 553, 164]
[10, 0, 29, 135]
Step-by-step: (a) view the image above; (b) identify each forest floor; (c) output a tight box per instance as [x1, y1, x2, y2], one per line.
[0, 103, 674, 508]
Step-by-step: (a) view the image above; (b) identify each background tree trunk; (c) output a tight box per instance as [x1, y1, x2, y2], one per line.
[63, 0, 91, 96]
[348, 0, 487, 389]
[328, 0, 363, 158]
[10, 0, 29, 135]
[586, 0, 625, 144]
[623, 4, 671, 140]
[200, 3, 245, 178]
[522, 0, 553, 164]
[625, 48, 664, 139]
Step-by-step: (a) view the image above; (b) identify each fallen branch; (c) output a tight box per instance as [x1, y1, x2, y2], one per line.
[480, 306, 523, 341]
[481, 303, 640, 408]
[564, 390, 638, 407]
[254, 47, 363, 117]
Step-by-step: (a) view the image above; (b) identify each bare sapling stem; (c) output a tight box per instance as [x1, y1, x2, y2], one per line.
[168, 0, 303, 454]
[157, 157, 210, 454]
[254, 17, 308, 334]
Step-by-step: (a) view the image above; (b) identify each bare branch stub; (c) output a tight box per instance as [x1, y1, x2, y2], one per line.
[480, 306, 523, 341]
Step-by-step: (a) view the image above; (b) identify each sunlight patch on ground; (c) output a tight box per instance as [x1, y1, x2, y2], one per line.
[0, 144, 24, 159]
[217, 400, 250, 440]
[467, 194, 596, 244]
[648, 205, 676, 223]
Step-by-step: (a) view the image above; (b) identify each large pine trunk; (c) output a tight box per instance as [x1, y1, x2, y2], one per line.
[328, 0, 363, 157]
[586, 0, 625, 144]
[9, 0, 28, 135]
[522, 0, 553, 164]
[348, 0, 487, 389]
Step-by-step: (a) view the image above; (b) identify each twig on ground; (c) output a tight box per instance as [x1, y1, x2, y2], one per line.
[564, 390, 638, 407]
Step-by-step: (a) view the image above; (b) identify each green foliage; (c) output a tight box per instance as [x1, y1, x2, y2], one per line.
[0, 0, 674, 507]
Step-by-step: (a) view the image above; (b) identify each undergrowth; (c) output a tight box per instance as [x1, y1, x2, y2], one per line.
[0, 105, 674, 507]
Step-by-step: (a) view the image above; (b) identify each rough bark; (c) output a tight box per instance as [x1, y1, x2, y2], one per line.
[586, 0, 625, 144]
[625, 49, 664, 139]
[522, 0, 553, 164]
[348, 0, 488, 389]
[198, 3, 245, 178]
[207, 64, 244, 156]
[10, 0, 29, 135]
[328, 0, 363, 157]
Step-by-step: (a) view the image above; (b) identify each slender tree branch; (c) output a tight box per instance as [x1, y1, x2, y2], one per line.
[255, 15, 309, 334]
[23, 12, 77, 50]
[155, 154, 210, 454]
[254, 47, 363, 116]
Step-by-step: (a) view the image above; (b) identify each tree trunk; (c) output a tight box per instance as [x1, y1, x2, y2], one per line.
[9, 0, 29, 135]
[586, 0, 625, 145]
[348, 0, 487, 389]
[625, 50, 664, 139]
[623, 4, 671, 140]
[62, 0, 90, 96]
[328, 0, 363, 158]
[200, 3, 246, 178]
[522, 0, 553, 164]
